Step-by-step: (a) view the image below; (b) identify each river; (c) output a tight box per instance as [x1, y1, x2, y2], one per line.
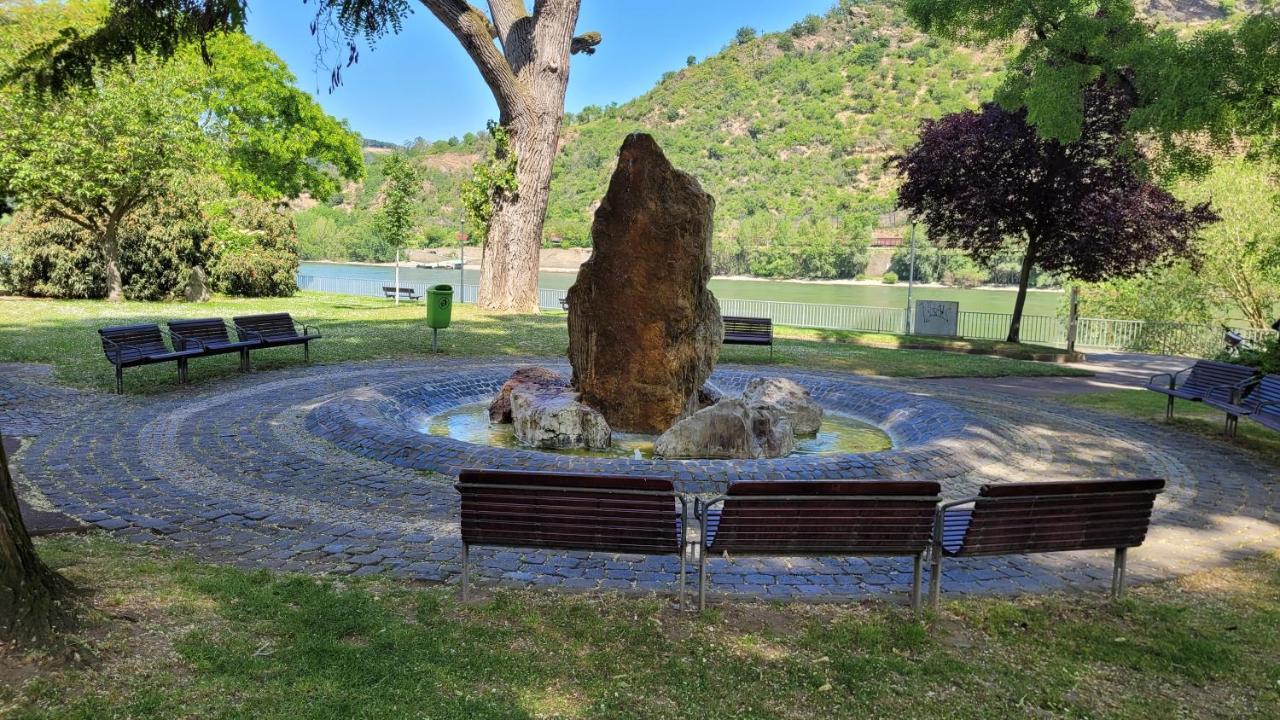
[299, 262, 1065, 317]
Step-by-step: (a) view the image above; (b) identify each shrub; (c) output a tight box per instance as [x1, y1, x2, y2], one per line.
[1221, 335, 1280, 375]
[208, 197, 300, 297]
[882, 271, 898, 284]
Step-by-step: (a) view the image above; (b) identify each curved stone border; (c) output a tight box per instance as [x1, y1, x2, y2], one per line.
[304, 364, 1000, 493]
[7, 357, 1280, 602]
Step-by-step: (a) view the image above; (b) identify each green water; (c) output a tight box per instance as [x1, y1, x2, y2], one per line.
[300, 262, 1065, 317]
[422, 402, 893, 458]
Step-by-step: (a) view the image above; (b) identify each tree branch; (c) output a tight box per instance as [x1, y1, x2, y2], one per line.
[419, 0, 526, 117]
[487, 0, 529, 51]
[45, 206, 100, 235]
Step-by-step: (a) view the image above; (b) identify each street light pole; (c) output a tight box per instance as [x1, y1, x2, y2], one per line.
[394, 246, 400, 306]
[905, 221, 917, 335]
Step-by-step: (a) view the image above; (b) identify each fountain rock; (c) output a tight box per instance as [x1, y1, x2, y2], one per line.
[488, 366, 567, 423]
[742, 377, 824, 435]
[510, 385, 612, 451]
[567, 133, 722, 434]
[653, 398, 793, 459]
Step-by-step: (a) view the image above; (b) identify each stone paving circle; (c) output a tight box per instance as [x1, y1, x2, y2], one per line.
[4, 357, 1279, 604]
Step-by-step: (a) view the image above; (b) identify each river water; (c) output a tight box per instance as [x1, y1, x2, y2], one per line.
[299, 262, 1065, 317]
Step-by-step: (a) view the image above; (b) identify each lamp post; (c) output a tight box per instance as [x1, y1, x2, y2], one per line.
[904, 221, 918, 335]
[394, 246, 401, 306]
[458, 230, 466, 300]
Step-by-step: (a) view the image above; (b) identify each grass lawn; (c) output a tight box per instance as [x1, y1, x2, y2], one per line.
[0, 294, 1089, 393]
[2, 535, 1277, 719]
[1059, 390, 1280, 464]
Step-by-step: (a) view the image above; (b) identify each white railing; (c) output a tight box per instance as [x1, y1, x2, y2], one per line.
[296, 274, 1274, 357]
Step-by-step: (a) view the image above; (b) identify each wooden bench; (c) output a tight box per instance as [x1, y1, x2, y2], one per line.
[98, 324, 205, 394]
[168, 318, 262, 373]
[382, 286, 422, 301]
[232, 313, 321, 363]
[1145, 359, 1256, 420]
[456, 469, 690, 606]
[695, 480, 941, 613]
[722, 315, 774, 359]
[1206, 373, 1280, 436]
[930, 478, 1165, 608]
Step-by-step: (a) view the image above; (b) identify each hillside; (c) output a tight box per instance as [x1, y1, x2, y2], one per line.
[297, 0, 1007, 277]
[299, 0, 1243, 278]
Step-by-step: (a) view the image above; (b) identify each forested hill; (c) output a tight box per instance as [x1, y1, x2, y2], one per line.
[299, 0, 1237, 277]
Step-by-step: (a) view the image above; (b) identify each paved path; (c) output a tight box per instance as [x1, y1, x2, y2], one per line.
[925, 351, 1189, 398]
[3, 357, 1278, 606]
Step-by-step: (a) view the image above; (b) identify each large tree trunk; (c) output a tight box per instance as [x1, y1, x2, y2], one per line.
[102, 220, 124, 303]
[478, 109, 562, 312]
[1007, 238, 1038, 343]
[0, 432, 76, 649]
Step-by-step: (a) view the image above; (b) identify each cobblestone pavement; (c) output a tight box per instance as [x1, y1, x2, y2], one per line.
[3, 357, 1278, 606]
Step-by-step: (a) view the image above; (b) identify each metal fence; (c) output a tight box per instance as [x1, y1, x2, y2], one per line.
[297, 274, 1273, 357]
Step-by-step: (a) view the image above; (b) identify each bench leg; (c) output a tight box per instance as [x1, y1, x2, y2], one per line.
[1166, 395, 1174, 421]
[115, 365, 123, 395]
[461, 542, 470, 602]
[304, 342, 310, 363]
[911, 553, 923, 617]
[1111, 547, 1128, 600]
[928, 551, 943, 610]
[178, 359, 187, 384]
[238, 349, 248, 373]
[697, 543, 707, 612]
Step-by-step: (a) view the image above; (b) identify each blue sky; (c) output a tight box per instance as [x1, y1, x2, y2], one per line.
[245, 1, 835, 144]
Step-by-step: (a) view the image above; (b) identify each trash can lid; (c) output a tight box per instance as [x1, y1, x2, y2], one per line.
[429, 284, 453, 292]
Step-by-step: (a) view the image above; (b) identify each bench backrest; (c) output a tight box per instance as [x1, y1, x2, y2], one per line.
[383, 286, 417, 296]
[708, 480, 940, 555]
[952, 478, 1164, 557]
[1245, 374, 1280, 417]
[99, 324, 168, 363]
[723, 316, 773, 339]
[167, 318, 232, 350]
[233, 313, 299, 340]
[1181, 360, 1255, 399]
[457, 469, 681, 554]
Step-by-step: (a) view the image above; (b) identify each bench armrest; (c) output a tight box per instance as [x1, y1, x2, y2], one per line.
[932, 498, 977, 551]
[165, 328, 205, 351]
[232, 323, 266, 342]
[299, 322, 320, 337]
[99, 335, 130, 365]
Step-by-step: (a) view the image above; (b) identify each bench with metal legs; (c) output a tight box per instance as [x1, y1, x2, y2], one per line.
[455, 469, 690, 609]
[694, 480, 940, 615]
[929, 478, 1165, 609]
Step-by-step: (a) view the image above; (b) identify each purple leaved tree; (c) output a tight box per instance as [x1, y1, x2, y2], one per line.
[893, 86, 1216, 343]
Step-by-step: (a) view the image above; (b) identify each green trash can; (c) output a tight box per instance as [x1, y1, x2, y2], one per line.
[426, 284, 453, 353]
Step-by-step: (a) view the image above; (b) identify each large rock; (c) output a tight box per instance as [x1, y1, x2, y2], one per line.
[488, 366, 566, 423]
[742, 377, 824, 435]
[567, 133, 722, 434]
[510, 385, 612, 451]
[653, 398, 794, 460]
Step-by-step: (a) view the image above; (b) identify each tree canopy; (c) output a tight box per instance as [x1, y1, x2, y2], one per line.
[894, 85, 1216, 341]
[903, 0, 1280, 167]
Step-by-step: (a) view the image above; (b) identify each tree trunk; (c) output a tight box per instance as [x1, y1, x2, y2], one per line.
[477, 110, 560, 312]
[1007, 238, 1038, 343]
[102, 220, 124, 303]
[0, 432, 76, 649]
[474, 0, 582, 313]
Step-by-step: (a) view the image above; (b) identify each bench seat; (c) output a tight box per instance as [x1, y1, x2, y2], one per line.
[233, 313, 321, 362]
[722, 315, 774, 359]
[1145, 360, 1256, 419]
[383, 286, 422, 301]
[168, 318, 262, 372]
[457, 469, 690, 607]
[98, 324, 203, 393]
[1205, 373, 1280, 436]
[697, 480, 940, 613]
[930, 478, 1165, 607]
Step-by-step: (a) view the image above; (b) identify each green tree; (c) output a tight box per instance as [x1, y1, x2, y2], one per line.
[0, 56, 208, 301]
[376, 154, 422, 261]
[7, 0, 603, 313]
[1175, 158, 1280, 329]
[0, 4, 362, 301]
[903, 0, 1280, 164]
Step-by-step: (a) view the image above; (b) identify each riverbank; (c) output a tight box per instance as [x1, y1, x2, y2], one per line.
[306, 255, 1062, 295]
